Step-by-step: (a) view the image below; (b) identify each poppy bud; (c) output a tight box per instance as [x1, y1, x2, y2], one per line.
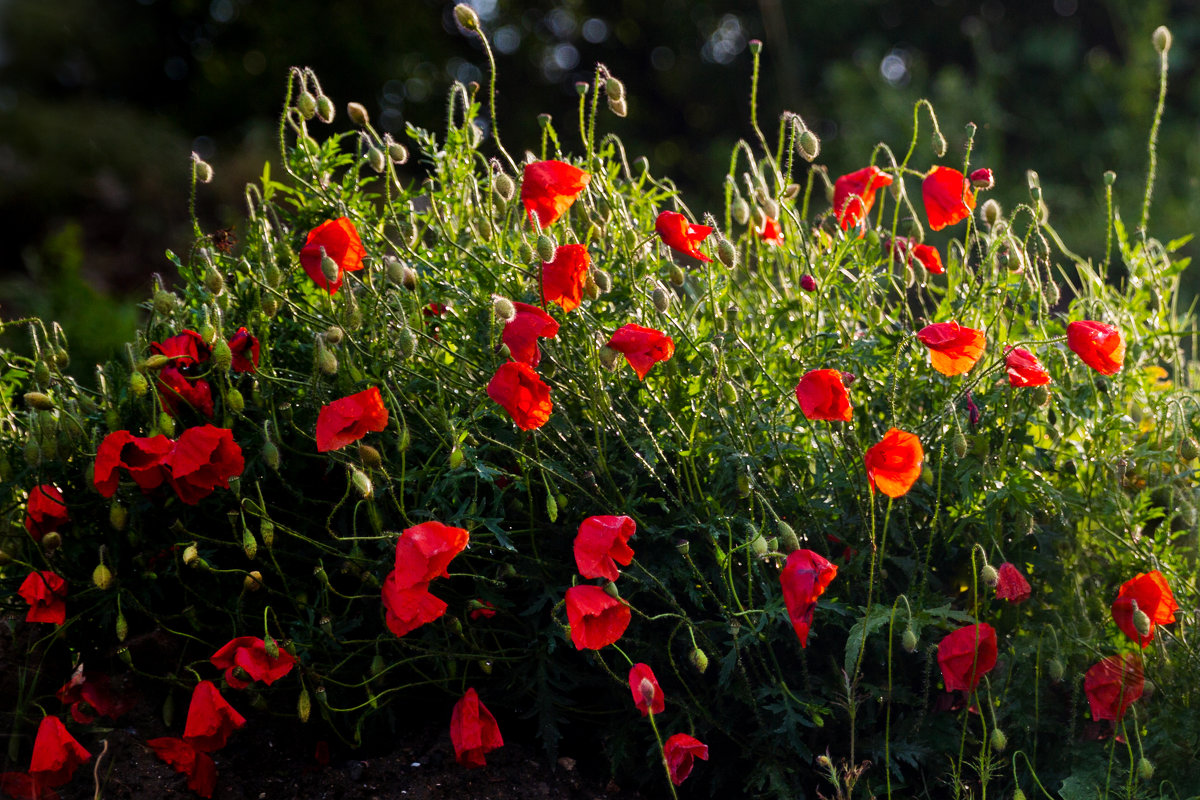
[1137, 757, 1154, 781]
[1179, 437, 1198, 461]
[980, 564, 999, 586]
[260, 437, 281, 472]
[748, 39, 762, 54]
[42, 531, 62, 551]
[969, 168, 994, 190]
[320, 252, 340, 284]
[732, 197, 750, 225]
[33, 360, 51, 387]
[652, 286, 671, 313]
[1133, 605, 1152, 638]
[932, 131, 947, 158]
[717, 237, 737, 268]
[367, 146, 386, 173]
[106, 499, 129, 531]
[24, 391, 54, 410]
[260, 518, 276, 550]
[358, 443, 383, 469]
[297, 687, 312, 722]
[493, 173, 515, 201]
[316, 339, 338, 375]
[778, 521, 801, 553]
[241, 571, 263, 592]
[1153, 25, 1172, 54]
[350, 467, 373, 498]
[952, 432, 968, 458]
[902, 627, 918, 652]
[737, 474, 751, 498]
[93, 562, 115, 590]
[599, 345, 621, 371]
[608, 97, 628, 118]
[453, 3, 480, 31]
[750, 534, 768, 559]
[583, 272, 600, 301]
[797, 129, 820, 162]
[1044, 279, 1061, 307]
[603, 581, 620, 599]
[668, 264, 685, 286]
[115, 612, 128, 642]
[182, 543, 200, 567]
[204, 265, 225, 295]
[118, 647, 132, 667]
[297, 90, 318, 119]
[799, 274, 817, 293]
[517, 240, 534, 262]
[762, 198, 780, 220]
[980, 198, 1001, 227]
[605, 77, 625, 102]
[720, 382, 737, 404]
[1103, 170, 1116, 187]
[492, 295, 516, 323]
[449, 447, 465, 469]
[397, 424, 411, 452]
[315, 94, 335, 123]
[157, 411, 175, 438]
[346, 101, 370, 126]
[194, 157, 214, 184]
[536, 234, 556, 263]
[153, 289, 178, 315]
[638, 677, 656, 708]
[920, 465, 934, 486]
[387, 141, 409, 164]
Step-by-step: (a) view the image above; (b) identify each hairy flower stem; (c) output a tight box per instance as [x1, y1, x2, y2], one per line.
[1140, 44, 1169, 233]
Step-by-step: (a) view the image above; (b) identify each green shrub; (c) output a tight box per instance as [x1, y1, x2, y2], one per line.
[1, 16, 1197, 800]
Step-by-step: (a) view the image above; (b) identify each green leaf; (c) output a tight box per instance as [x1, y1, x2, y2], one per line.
[844, 605, 896, 676]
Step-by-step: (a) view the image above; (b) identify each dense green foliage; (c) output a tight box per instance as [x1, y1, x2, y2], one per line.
[2, 17, 1199, 799]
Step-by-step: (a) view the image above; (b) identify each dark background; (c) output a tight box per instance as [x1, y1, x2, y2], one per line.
[1, 0, 1196, 372]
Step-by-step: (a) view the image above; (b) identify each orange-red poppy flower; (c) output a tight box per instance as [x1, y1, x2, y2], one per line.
[502, 302, 559, 366]
[794, 369, 852, 422]
[1067, 320, 1125, 376]
[655, 211, 713, 262]
[564, 585, 630, 650]
[662, 733, 708, 786]
[1084, 654, 1143, 721]
[890, 236, 944, 275]
[381, 575, 447, 637]
[181, 680, 246, 752]
[315, 387, 389, 452]
[573, 515, 636, 581]
[521, 160, 590, 228]
[299, 217, 367, 295]
[757, 214, 784, 245]
[922, 166, 976, 231]
[487, 361, 552, 430]
[780, 549, 838, 648]
[1111, 570, 1178, 647]
[392, 521, 470, 588]
[450, 688, 504, 768]
[917, 321, 986, 376]
[210, 637, 296, 690]
[937, 623, 997, 692]
[606, 324, 674, 380]
[148, 737, 217, 798]
[541, 243, 591, 313]
[995, 562, 1031, 603]
[1004, 347, 1051, 387]
[969, 167, 994, 190]
[833, 166, 893, 230]
[28, 716, 90, 792]
[864, 428, 923, 498]
[94, 430, 173, 497]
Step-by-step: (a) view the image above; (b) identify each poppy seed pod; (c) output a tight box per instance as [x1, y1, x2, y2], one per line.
[1103, 170, 1116, 187]
[347, 102, 369, 126]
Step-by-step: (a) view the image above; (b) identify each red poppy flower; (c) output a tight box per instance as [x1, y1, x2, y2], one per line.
[573, 515, 636, 581]
[655, 211, 713, 262]
[468, 600, 497, 621]
[541, 243, 591, 313]
[315, 387, 389, 452]
[24, 485, 68, 542]
[969, 168, 994, 190]
[833, 166, 893, 229]
[56, 667, 132, 725]
[157, 367, 215, 418]
[210, 637, 296, 690]
[922, 166, 977, 231]
[521, 160, 590, 228]
[94, 431, 173, 497]
[148, 737, 217, 799]
[564, 585, 631, 650]
[392, 521, 471, 589]
[662, 733, 708, 786]
[165, 425, 245, 505]
[487, 361, 553, 431]
[863, 428, 924, 498]
[299, 217, 367, 295]
[628, 663, 665, 716]
[1111, 570, 1178, 648]
[605, 324, 675, 380]
[757, 215, 784, 246]
[1084, 654, 1144, 722]
[19, 571, 67, 625]
[995, 562, 1031, 603]
[151, 330, 210, 367]
[28, 716, 89, 791]
[890, 236, 944, 275]
[381, 574, 447, 637]
[779, 549, 838, 648]
[1004, 347, 1051, 387]
[450, 688, 504, 769]
[0, 772, 46, 800]
[936, 623, 998, 692]
[502, 302, 559, 367]
[227, 328, 260, 373]
[1067, 320, 1125, 376]
[794, 369, 852, 422]
[917, 321, 986, 376]
[181, 680, 246, 753]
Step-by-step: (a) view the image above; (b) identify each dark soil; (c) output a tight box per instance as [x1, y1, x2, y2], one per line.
[53, 709, 649, 800]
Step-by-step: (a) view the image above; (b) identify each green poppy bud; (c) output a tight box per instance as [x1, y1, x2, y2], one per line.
[493, 295, 516, 323]
[24, 391, 54, 410]
[732, 197, 750, 226]
[204, 266, 225, 295]
[347, 102, 369, 126]
[1152, 25, 1172, 55]
[398, 326, 417, 360]
[93, 563, 115, 590]
[545, 492, 558, 522]
[652, 286, 671, 313]
[797, 129, 820, 162]
[952, 432, 968, 458]
[989, 728, 1007, 752]
[536, 234, 556, 263]
[493, 173, 515, 202]
[717, 237, 737, 268]
[1179, 436, 1198, 461]
[350, 467, 373, 498]
[158, 412, 176, 438]
[902, 628, 918, 652]
[115, 612, 128, 642]
[388, 142, 409, 164]
[242, 526, 258, 560]
[34, 360, 51, 388]
[689, 647, 709, 674]
[981, 564, 999, 586]
[315, 94, 335, 124]
[518, 240, 534, 262]
[260, 518, 275, 550]
[297, 91, 318, 120]
[449, 447, 465, 469]
[453, 3, 480, 31]
[778, 521, 800, 553]
[367, 146, 386, 173]
[668, 264, 685, 286]
[1137, 757, 1154, 781]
